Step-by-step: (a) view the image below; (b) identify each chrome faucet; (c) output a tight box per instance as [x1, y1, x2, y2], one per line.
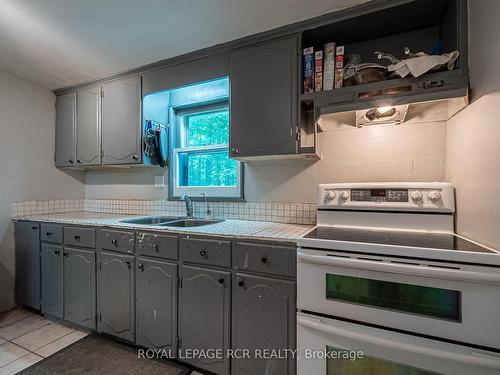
[200, 193, 212, 219]
[180, 194, 193, 218]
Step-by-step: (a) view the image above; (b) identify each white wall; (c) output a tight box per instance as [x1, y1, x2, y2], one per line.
[0, 69, 85, 312]
[444, 0, 500, 249]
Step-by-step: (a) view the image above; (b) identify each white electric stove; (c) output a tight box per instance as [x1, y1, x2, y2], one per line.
[297, 182, 500, 375]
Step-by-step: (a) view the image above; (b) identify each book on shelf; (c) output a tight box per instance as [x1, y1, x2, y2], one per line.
[303, 47, 314, 94]
[323, 42, 335, 91]
[334, 45, 345, 89]
[314, 51, 323, 92]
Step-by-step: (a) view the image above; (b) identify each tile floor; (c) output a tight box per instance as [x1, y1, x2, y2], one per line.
[0, 309, 88, 375]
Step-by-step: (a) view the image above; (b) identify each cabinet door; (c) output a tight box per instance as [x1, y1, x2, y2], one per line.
[77, 86, 101, 166]
[15, 221, 40, 309]
[55, 92, 76, 167]
[179, 265, 230, 375]
[136, 258, 177, 353]
[64, 247, 96, 330]
[101, 76, 142, 165]
[230, 36, 298, 158]
[98, 251, 135, 341]
[41, 244, 64, 318]
[232, 274, 296, 375]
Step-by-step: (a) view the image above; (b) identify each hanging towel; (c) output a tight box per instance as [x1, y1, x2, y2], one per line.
[388, 51, 460, 78]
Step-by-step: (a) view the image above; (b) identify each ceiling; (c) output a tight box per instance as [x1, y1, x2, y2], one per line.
[0, 0, 368, 90]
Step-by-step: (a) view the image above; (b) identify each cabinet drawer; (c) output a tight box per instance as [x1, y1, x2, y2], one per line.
[64, 227, 96, 249]
[137, 232, 178, 260]
[234, 242, 296, 277]
[181, 236, 231, 268]
[40, 224, 63, 244]
[100, 229, 135, 254]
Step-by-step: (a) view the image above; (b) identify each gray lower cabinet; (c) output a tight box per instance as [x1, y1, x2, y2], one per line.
[40, 243, 64, 318]
[64, 247, 96, 330]
[55, 92, 77, 167]
[76, 86, 101, 166]
[98, 251, 135, 342]
[15, 221, 40, 309]
[229, 36, 298, 159]
[101, 76, 142, 165]
[179, 265, 230, 375]
[232, 274, 296, 375]
[136, 258, 177, 353]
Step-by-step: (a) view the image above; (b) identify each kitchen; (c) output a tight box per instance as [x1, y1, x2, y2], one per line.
[0, 0, 499, 374]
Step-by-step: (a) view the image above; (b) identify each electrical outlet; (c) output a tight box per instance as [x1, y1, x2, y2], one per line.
[155, 175, 165, 188]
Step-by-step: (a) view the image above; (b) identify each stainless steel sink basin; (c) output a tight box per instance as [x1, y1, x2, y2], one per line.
[159, 219, 224, 227]
[120, 216, 181, 225]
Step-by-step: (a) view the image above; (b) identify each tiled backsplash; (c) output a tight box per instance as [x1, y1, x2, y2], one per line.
[11, 199, 317, 225]
[11, 200, 84, 217]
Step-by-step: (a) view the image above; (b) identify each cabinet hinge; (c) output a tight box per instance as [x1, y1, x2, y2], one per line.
[296, 131, 300, 141]
[99, 262, 102, 270]
[177, 337, 182, 348]
[101, 90, 104, 98]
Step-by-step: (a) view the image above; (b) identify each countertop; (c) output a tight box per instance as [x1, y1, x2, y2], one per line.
[13, 212, 313, 242]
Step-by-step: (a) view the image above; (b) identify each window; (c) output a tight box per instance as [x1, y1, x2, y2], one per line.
[172, 91, 241, 198]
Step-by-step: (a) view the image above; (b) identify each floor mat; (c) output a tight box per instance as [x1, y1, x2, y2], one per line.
[18, 334, 192, 375]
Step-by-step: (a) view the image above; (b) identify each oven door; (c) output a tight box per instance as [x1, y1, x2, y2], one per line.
[297, 312, 500, 375]
[297, 248, 500, 349]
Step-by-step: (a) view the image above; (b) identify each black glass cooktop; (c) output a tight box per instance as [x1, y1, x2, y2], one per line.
[305, 227, 495, 253]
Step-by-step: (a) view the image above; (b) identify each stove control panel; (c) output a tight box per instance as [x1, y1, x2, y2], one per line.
[319, 183, 454, 212]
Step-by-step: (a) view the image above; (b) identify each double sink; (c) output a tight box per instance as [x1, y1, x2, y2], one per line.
[120, 216, 224, 227]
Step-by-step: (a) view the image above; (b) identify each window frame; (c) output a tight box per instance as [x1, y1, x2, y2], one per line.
[170, 101, 243, 200]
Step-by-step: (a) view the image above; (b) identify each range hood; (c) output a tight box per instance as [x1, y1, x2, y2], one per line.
[316, 96, 469, 131]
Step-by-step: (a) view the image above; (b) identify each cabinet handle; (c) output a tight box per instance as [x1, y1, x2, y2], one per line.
[46, 232, 52, 236]
[231, 147, 239, 155]
[138, 264, 144, 271]
[32, 226, 38, 231]
[132, 154, 138, 160]
[261, 256, 268, 264]
[77, 159, 82, 164]
[124, 261, 131, 269]
[74, 235, 81, 240]
[54, 250, 60, 255]
[238, 280, 244, 287]
[69, 159, 74, 164]
[200, 250, 206, 257]
[111, 239, 118, 246]
[154, 244, 159, 252]
[63, 252, 69, 257]
[218, 278, 224, 285]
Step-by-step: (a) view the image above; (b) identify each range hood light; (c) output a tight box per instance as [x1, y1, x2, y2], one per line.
[377, 106, 393, 114]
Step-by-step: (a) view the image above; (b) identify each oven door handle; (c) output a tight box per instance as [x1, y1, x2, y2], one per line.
[297, 250, 500, 285]
[298, 315, 500, 369]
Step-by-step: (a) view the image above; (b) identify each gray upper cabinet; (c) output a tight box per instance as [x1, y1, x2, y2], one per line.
[41, 243, 64, 318]
[55, 92, 77, 167]
[15, 221, 40, 310]
[136, 258, 177, 352]
[179, 265, 230, 375]
[64, 247, 96, 330]
[101, 76, 142, 165]
[230, 36, 298, 159]
[98, 251, 135, 342]
[76, 86, 101, 166]
[232, 274, 296, 375]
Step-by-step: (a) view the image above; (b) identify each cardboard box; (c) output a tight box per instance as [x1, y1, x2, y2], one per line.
[323, 42, 335, 90]
[314, 51, 323, 92]
[334, 45, 345, 89]
[303, 47, 314, 94]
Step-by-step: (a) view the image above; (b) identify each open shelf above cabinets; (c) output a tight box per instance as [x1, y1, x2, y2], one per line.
[299, 0, 469, 123]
